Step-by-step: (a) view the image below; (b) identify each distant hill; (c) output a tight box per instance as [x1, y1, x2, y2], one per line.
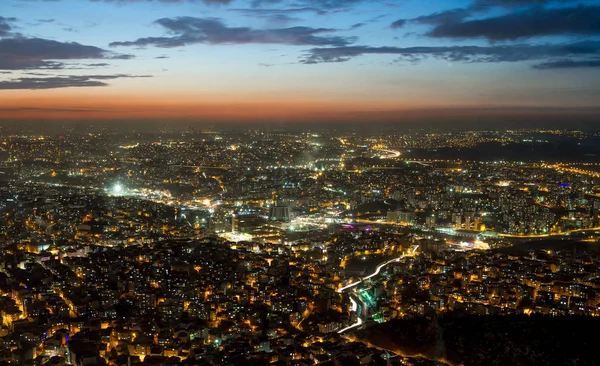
[358, 314, 600, 366]
[404, 140, 600, 163]
[499, 239, 600, 254]
[351, 199, 400, 216]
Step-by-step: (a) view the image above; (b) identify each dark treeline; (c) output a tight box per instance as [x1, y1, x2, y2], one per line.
[359, 313, 600, 366]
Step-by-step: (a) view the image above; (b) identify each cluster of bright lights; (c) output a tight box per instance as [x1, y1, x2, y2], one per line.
[107, 183, 125, 196]
[113, 183, 123, 193]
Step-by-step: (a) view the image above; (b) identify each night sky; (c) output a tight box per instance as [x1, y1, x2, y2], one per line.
[1, 0, 599, 123]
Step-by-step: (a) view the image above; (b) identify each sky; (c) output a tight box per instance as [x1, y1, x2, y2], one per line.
[0, 0, 599, 124]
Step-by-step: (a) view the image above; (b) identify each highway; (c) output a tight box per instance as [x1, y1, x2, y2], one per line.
[376, 149, 401, 159]
[351, 217, 600, 240]
[335, 244, 420, 334]
[176, 165, 229, 169]
[337, 255, 411, 333]
[349, 295, 358, 312]
[297, 316, 307, 331]
[296, 254, 404, 333]
[337, 297, 363, 333]
[498, 226, 600, 238]
[337, 257, 403, 293]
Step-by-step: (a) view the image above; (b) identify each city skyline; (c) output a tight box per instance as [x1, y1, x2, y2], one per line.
[1, 127, 600, 365]
[1, 0, 599, 122]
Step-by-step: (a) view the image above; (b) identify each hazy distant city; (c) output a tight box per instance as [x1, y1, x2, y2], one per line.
[0, 126, 599, 365]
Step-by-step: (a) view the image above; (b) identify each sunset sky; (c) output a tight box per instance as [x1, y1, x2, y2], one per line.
[1, 0, 599, 123]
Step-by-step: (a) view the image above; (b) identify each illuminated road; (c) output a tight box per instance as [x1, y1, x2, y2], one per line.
[349, 295, 358, 312]
[402, 160, 431, 167]
[351, 217, 600, 240]
[177, 165, 229, 169]
[336, 253, 418, 334]
[337, 257, 403, 293]
[376, 149, 401, 159]
[337, 297, 363, 333]
[498, 226, 600, 238]
[336, 246, 419, 334]
[297, 316, 307, 331]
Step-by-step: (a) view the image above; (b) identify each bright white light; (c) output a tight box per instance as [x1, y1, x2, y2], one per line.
[113, 183, 124, 194]
[350, 297, 358, 312]
[337, 256, 405, 293]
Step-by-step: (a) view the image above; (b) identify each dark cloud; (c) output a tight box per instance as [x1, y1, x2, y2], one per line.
[110, 53, 135, 59]
[471, 0, 577, 9]
[251, 0, 367, 9]
[0, 17, 17, 37]
[0, 37, 133, 70]
[301, 40, 600, 65]
[233, 8, 309, 26]
[390, 19, 406, 29]
[232, 7, 327, 16]
[354, 13, 387, 29]
[90, 0, 234, 4]
[0, 74, 151, 90]
[413, 8, 471, 25]
[263, 14, 304, 25]
[30, 0, 369, 10]
[429, 5, 600, 40]
[110, 16, 354, 48]
[391, 9, 470, 30]
[533, 59, 600, 69]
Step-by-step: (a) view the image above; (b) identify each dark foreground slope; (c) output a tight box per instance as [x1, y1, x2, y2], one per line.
[358, 314, 600, 366]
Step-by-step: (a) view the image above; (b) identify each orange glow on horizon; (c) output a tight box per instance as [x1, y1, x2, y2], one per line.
[1, 89, 597, 122]
[0, 89, 426, 121]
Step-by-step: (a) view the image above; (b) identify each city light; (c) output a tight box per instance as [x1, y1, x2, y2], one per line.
[2, 126, 600, 364]
[112, 183, 124, 195]
[1, 0, 598, 360]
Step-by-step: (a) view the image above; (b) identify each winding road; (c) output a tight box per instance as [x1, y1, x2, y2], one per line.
[336, 255, 411, 333]
[337, 257, 403, 293]
[375, 149, 401, 159]
[337, 297, 363, 333]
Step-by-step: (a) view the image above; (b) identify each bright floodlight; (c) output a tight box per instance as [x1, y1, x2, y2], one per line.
[113, 183, 124, 194]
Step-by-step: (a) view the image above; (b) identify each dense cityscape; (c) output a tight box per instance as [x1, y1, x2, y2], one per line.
[3, 0, 600, 363]
[0, 127, 599, 365]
